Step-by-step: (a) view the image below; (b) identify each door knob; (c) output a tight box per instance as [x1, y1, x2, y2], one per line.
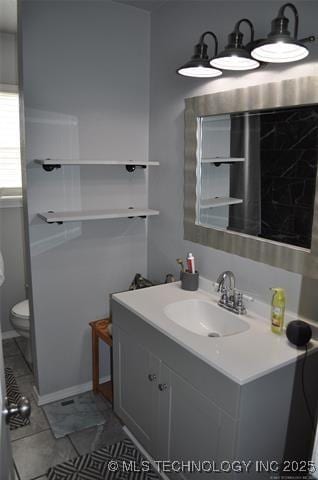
[148, 374, 157, 382]
[158, 383, 168, 391]
[3, 396, 31, 424]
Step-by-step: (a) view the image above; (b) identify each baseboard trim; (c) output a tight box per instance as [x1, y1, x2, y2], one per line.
[123, 426, 170, 480]
[33, 375, 111, 406]
[1, 330, 19, 340]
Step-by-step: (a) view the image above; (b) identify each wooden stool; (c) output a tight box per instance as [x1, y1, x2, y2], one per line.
[89, 318, 113, 403]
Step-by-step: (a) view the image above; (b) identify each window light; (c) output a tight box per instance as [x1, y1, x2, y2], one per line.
[0, 91, 22, 192]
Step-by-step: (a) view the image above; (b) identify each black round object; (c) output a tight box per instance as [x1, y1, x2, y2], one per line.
[286, 320, 312, 347]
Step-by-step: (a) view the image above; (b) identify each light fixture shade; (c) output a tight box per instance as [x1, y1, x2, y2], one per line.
[178, 60, 222, 78]
[211, 48, 260, 71]
[177, 31, 222, 78]
[211, 19, 260, 71]
[251, 3, 309, 63]
[251, 38, 308, 63]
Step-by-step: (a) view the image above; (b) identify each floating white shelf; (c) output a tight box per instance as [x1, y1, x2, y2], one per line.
[38, 208, 160, 224]
[200, 197, 243, 209]
[35, 159, 160, 166]
[201, 157, 245, 164]
[34, 159, 159, 172]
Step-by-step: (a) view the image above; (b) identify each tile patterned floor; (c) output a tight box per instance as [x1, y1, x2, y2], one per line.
[69, 415, 128, 455]
[4, 354, 31, 378]
[13, 430, 77, 480]
[2, 337, 127, 480]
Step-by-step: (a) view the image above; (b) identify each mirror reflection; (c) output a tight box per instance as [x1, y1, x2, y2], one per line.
[196, 105, 318, 249]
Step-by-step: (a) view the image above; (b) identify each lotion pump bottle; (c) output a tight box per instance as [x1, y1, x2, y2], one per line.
[270, 288, 286, 334]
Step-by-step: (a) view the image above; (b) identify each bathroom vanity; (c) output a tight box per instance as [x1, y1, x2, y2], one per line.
[112, 282, 318, 479]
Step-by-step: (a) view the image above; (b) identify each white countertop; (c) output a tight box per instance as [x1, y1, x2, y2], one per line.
[113, 280, 318, 385]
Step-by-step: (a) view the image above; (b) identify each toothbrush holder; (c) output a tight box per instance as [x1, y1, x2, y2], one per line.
[180, 271, 199, 291]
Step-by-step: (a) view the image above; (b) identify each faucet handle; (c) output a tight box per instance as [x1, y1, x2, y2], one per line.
[219, 285, 229, 305]
[234, 289, 243, 302]
[241, 291, 254, 302]
[233, 289, 247, 314]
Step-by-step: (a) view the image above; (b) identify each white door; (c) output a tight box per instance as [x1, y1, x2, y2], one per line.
[0, 336, 14, 480]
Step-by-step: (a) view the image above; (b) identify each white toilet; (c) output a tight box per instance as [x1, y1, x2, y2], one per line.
[10, 300, 32, 364]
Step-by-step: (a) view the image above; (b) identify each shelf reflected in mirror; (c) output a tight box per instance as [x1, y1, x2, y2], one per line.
[196, 105, 318, 250]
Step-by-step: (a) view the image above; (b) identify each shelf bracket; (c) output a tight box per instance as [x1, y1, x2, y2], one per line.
[212, 161, 236, 167]
[47, 211, 63, 225]
[125, 164, 147, 173]
[127, 207, 147, 219]
[128, 206, 135, 219]
[42, 164, 61, 172]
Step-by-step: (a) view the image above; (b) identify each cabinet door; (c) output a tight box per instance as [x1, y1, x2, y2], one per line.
[157, 364, 236, 479]
[113, 326, 160, 453]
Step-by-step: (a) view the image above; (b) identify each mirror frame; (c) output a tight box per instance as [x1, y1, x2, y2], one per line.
[184, 76, 318, 279]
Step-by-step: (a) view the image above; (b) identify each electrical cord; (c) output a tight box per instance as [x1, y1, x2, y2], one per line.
[302, 344, 315, 433]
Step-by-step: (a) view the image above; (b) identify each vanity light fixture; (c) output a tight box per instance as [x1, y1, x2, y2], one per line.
[251, 3, 315, 63]
[177, 31, 222, 78]
[211, 19, 260, 71]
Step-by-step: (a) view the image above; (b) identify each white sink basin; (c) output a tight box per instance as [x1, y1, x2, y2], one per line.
[164, 299, 250, 337]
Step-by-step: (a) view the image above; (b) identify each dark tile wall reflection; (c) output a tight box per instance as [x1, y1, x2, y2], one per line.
[260, 106, 318, 249]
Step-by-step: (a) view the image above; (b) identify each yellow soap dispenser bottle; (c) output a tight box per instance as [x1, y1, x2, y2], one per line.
[270, 288, 286, 334]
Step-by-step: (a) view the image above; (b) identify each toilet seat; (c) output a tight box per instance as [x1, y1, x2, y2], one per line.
[11, 300, 29, 319]
[10, 299, 32, 365]
[11, 299, 30, 334]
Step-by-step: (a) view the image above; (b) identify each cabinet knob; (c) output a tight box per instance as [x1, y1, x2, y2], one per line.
[148, 374, 157, 382]
[158, 383, 168, 391]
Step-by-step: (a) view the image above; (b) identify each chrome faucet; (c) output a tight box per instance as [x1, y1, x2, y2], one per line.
[216, 271, 246, 315]
[217, 271, 236, 293]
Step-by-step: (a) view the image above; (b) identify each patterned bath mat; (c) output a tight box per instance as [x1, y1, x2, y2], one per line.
[4, 367, 30, 430]
[47, 438, 160, 479]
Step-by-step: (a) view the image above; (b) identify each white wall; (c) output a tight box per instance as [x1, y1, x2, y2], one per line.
[0, 31, 26, 333]
[21, 1, 151, 395]
[148, 0, 318, 320]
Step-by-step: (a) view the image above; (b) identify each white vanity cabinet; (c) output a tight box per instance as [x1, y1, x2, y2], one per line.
[114, 326, 235, 480]
[156, 364, 236, 479]
[112, 299, 318, 479]
[114, 326, 160, 452]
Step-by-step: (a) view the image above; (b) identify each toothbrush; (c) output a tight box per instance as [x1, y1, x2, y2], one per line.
[176, 258, 185, 272]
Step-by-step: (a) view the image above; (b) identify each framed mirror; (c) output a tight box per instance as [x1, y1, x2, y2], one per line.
[184, 76, 318, 278]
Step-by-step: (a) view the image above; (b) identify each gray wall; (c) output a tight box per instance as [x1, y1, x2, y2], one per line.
[21, 1, 151, 395]
[148, 0, 318, 320]
[0, 207, 26, 333]
[0, 32, 17, 85]
[20, 0, 318, 397]
[0, 31, 26, 334]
